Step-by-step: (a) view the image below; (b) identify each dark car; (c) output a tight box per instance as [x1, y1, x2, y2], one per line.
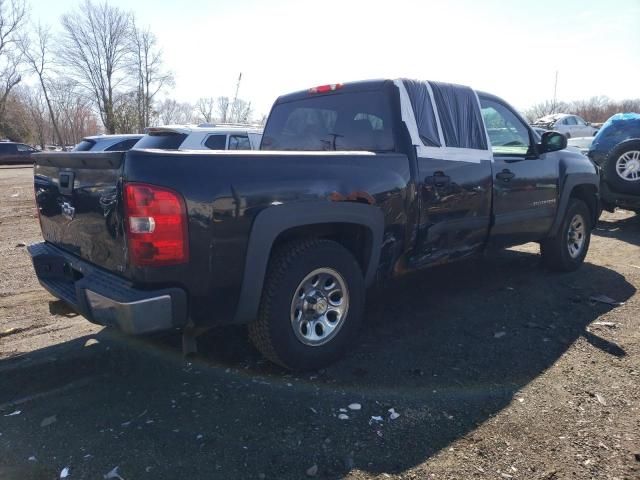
[587, 113, 640, 213]
[28, 79, 599, 370]
[0, 142, 39, 164]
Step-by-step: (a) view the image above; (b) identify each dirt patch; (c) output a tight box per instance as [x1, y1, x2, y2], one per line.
[0, 166, 638, 479]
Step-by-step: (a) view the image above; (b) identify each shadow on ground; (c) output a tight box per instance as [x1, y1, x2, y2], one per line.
[0, 249, 635, 479]
[594, 210, 640, 246]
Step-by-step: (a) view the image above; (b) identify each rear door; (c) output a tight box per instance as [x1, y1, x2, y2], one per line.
[34, 152, 128, 273]
[479, 95, 559, 246]
[402, 80, 493, 266]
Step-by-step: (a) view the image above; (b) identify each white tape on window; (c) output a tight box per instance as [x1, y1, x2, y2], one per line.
[394, 78, 493, 164]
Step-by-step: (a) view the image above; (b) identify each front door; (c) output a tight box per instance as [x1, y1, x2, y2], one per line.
[479, 96, 559, 247]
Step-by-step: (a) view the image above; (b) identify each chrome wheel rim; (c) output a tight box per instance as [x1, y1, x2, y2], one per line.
[615, 150, 640, 182]
[567, 213, 586, 259]
[290, 267, 349, 347]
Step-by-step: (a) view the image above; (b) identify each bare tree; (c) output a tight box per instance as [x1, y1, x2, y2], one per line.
[229, 98, 252, 123]
[216, 96, 229, 123]
[113, 90, 138, 133]
[526, 96, 640, 124]
[49, 77, 99, 145]
[524, 99, 570, 122]
[156, 98, 195, 125]
[59, 0, 132, 134]
[196, 96, 215, 123]
[130, 22, 173, 132]
[0, 0, 27, 128]
[19, 23, 64, 145]
[21, 86, 48, 147]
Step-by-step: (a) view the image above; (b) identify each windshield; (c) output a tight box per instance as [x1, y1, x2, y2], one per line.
[261, 91, 395, 152]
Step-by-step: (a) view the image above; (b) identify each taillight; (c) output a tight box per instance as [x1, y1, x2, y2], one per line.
[308, 83, 343, 94]
[123, 182, 189, 266]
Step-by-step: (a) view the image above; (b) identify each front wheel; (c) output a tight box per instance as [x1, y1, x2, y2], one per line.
[249, 239, 364, 370]
[540, 198, 592, 272]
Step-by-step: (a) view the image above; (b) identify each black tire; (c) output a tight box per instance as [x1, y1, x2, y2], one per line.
[602, 141, 640, 195]
[248, 238, 364, 370]
[540, 198, 592, 272]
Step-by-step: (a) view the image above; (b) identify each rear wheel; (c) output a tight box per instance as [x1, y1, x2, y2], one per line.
[249, 239, 364, 370]
[541, 198, 591, 272]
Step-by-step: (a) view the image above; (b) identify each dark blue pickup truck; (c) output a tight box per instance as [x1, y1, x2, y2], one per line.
[29, 79, 599, 370]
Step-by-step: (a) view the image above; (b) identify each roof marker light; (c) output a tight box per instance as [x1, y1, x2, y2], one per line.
[309, 83, 343, 94]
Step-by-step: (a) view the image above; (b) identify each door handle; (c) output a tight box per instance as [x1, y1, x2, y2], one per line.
[426, 171, 451, 187]
[496, 169, 515, 182]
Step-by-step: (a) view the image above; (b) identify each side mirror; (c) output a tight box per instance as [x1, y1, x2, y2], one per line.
[539, 131, 567, 153]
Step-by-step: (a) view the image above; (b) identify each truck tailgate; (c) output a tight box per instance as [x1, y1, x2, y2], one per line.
[34, 152, 128, 274]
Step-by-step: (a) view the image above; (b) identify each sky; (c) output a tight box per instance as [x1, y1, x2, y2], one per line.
[30, 0, 640, 118]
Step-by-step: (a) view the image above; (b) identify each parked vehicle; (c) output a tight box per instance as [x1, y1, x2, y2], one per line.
[29, 79, 599, 370]
[567, 137, 594, 155]
[73, 134, 144, 152]
[588, 113, 640, 212]
[532, 126, 550, 138]
[532, 114, 598, 138]
[137, 124, 263, 150]
[0, 141, 39, 164]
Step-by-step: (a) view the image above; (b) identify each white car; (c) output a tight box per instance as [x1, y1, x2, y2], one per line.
[136, 124, 263, 151]
[532, 114, 598, 139]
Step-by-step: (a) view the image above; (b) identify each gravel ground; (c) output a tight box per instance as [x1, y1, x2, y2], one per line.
[0, 166, 639, 480]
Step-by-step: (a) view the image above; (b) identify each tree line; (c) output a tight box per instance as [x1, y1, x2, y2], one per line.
[524, 97, 640, 124]
[0, 0, 257, 148]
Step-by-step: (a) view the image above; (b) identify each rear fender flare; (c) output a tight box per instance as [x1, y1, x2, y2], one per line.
[233, 201, 384, 324]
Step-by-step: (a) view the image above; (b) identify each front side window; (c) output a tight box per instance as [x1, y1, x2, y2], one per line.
[204, 134, 227, 150]
[228, 135, 251, 150]
[480, 98, 532, 156]
[17, 144, 34, 152]
[575, 116, 586, 125]
[565, 116, 577, 125]
[262, 90, 395, 152]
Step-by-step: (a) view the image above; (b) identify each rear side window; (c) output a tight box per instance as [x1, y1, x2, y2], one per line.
[403, 80, 440, 147]
[105, 138, 140, 151]
[430, 82, 487, 150]
[73, 139, 96, 151]
[204, 134, 227, 150]
[262, 90, 395, 152]
[229, 135, 251, 150]
[135, 132, 187, 150]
